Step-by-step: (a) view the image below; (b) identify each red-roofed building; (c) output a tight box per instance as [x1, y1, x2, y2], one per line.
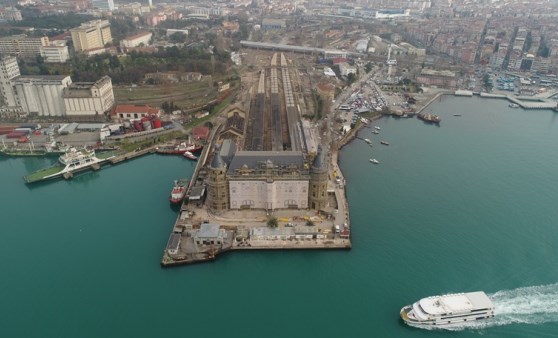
[332, 58, 348, 65]
[113, 104, 161, 120]
[192, 126, 210, 141]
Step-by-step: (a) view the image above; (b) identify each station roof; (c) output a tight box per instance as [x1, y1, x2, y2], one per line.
[227, 151, 305, 174]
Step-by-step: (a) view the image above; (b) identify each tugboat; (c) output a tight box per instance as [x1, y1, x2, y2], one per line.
[183, 151, 198, 160]
[169, 179, 189, 204]
[417, 112, 441, 124]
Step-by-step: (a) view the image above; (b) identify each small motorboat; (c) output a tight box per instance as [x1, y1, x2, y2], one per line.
[380, 141, 389, 146]
[369, 158, 379, 164]
[372, 130, 379, 134]
[183, 151, 198, 160]
[364, 138, 372, 145]
[374, 126, 381, 130]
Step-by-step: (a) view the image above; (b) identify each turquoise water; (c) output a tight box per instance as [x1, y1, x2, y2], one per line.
[1, 95, 558, 337]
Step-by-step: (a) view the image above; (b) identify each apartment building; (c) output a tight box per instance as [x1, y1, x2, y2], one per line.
[0, 35, 49, 57]
[70, 20, 112, 52]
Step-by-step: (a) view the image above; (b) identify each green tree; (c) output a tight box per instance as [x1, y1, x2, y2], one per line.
[169, 32, 187, 44]
[267, 216, 278, 228]
[364, 62, 372, 74]
[347, 72, 356, 85]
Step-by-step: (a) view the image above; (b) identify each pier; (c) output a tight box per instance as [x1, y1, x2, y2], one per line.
[454, 91, 558, 110]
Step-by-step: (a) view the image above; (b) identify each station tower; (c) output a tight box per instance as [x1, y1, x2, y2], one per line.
[206, 145, 229, 211]
[308, 145, 329, 210]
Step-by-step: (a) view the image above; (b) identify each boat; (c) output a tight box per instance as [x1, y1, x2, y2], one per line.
[360, 117, 369, 125]
[372, 130, 379, 134]
[508, 103, 520, 108]
[374, 126, 381, 130]
[183, 151, 198, 160]
[417, 112, 441, 124]
[169, 179, 189, 204]
[23, 148, 115, 183]
[156, 142, 203, 155]
[400, 291, 495, 328]
[453, 114, 462, 116]
[380, 141, 389, 146]
[364, 138, 372, 145]
[369, 158, 379, 164]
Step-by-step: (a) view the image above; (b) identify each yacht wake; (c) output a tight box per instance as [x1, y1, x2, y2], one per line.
[422, 284, 558, 331]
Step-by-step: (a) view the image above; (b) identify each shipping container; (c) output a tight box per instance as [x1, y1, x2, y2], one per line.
[152, 119, 162, 129]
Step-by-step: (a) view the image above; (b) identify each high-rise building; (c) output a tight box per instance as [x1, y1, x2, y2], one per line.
[70, 20, 112, 52]
[0, 56, 20, 107]
[0, 56, 19, 107]
[92, 0, 114, 11]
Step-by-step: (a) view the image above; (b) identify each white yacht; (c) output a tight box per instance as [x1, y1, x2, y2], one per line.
[400, 291, 494, 328]
[369, 158, 379, 164]
[374, 126, 381, 130]
[364, 138, 372, 145]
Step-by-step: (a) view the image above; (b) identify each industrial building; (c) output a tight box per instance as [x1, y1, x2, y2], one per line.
[12, 75, 72, 117]
[63, 76, 115, 117]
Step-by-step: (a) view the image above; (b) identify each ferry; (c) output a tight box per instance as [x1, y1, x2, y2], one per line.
[169, 179, 189, 204]
[23, 148, 115, 183]
[400, 291, 495, 328]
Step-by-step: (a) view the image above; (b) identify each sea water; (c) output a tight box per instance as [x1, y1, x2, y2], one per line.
[1, 95, 558, 337]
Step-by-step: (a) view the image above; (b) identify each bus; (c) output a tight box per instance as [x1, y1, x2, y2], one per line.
[339, 104, 350, 111]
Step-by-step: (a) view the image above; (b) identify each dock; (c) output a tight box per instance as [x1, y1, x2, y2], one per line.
[109, 146, 156, 164]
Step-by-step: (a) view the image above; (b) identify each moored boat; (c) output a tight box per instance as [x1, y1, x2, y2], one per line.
[169, 179, 189, 204]
[156, 142, 203, 155]
[417, 112, 441, 124]
[380, 141, 389, 145]
[509, 103, 520, 108]
[400, 291, 495, 328]
[183, 151, 198, 160]
[23, 147, 115, 183]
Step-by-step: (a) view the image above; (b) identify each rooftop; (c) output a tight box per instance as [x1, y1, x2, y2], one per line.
[420, 292, 494, 315]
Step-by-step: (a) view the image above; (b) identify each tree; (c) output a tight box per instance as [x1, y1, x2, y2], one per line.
[347, 72, 356, 85]
[364, 62, 372, 74]
[267, 216, 278, 228]
[306, 220, 315, 227]
[169, 32, 187, 44]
